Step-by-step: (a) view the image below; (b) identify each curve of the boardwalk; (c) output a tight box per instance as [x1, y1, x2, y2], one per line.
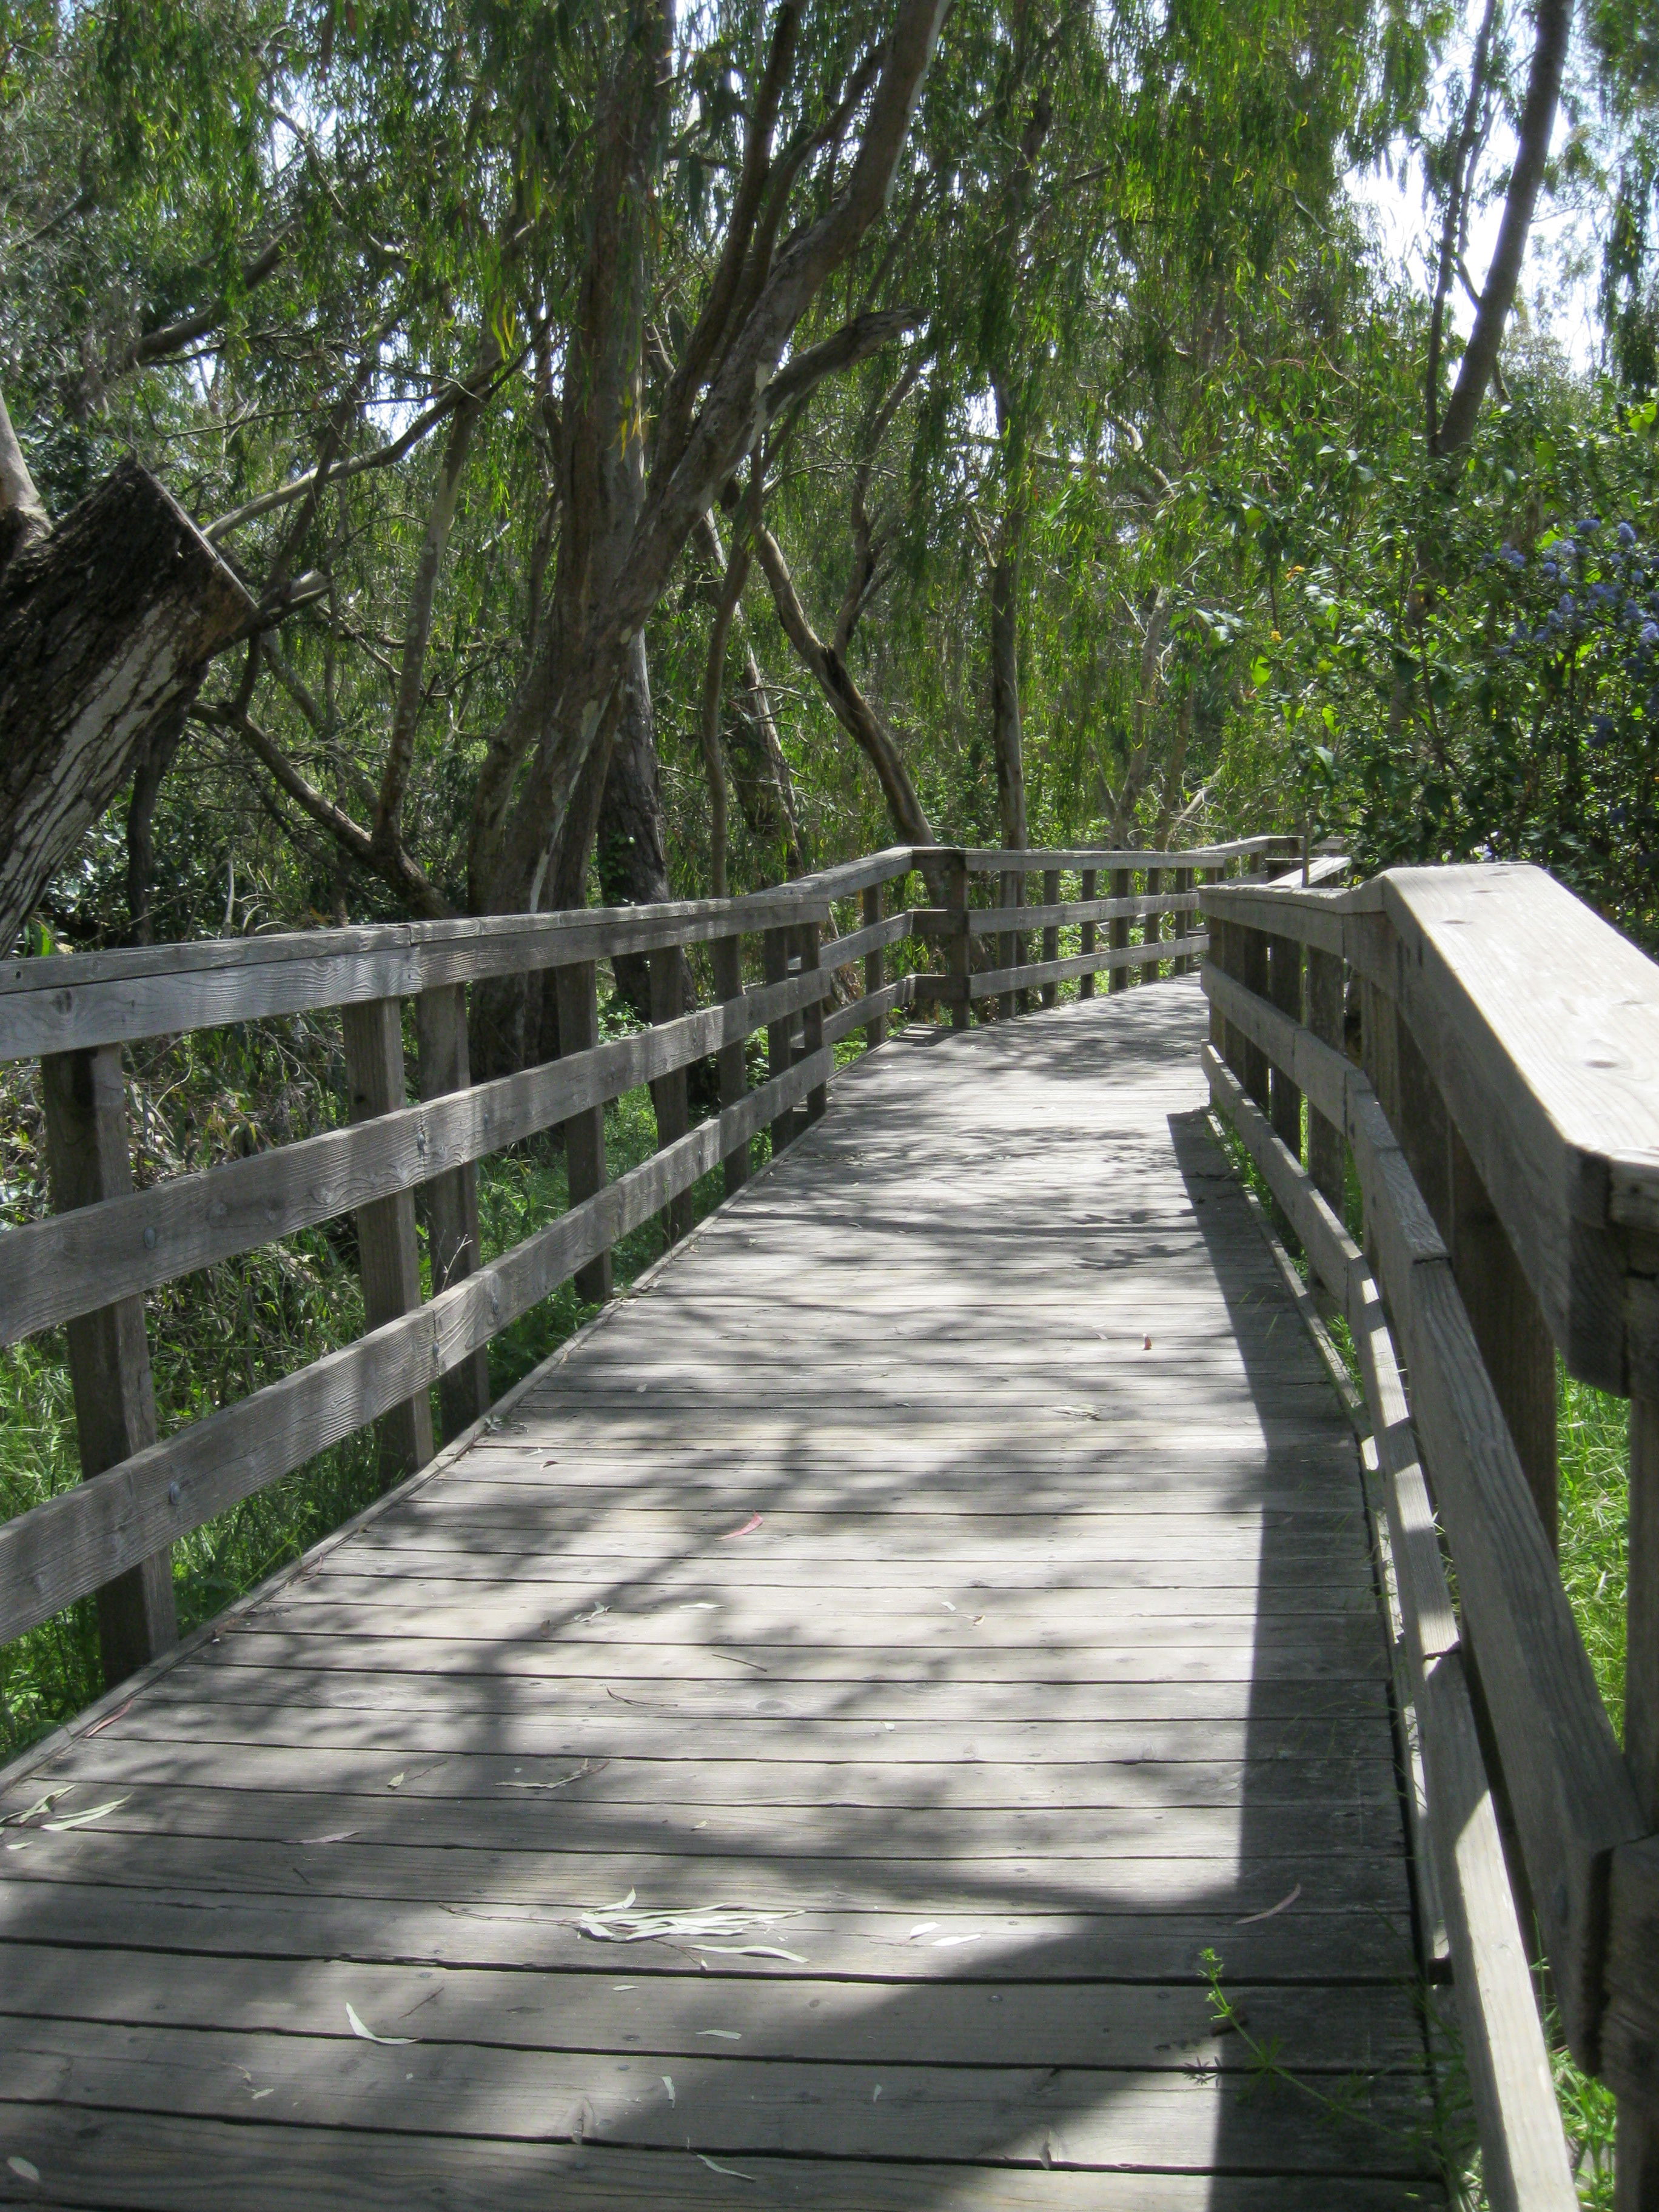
[0, 977, 1432, 2210]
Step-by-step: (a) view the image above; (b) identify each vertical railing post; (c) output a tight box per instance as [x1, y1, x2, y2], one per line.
[1140, 866, 1162, 985]
[1040, 867, 1061, 1008]
[1266, 933, 1303, 1158]
[1305, 943, 1346, 1216]
[711, 933, 749, 1196]
[340, 997, 434, 1485]
[797, 917, 827, 1123]
[41, 1045, 178, 1683]
[1109, 867, 1130, 991]
[1235, 922, 1271, 1111]
[648, 943, 692, 1244]
[1171, 866, 1193, 976]
[944, 850, 971, 1031]
[861, 882, 888, 1050]
[555, 959, 612, 1304]
[1078, 867, 1098, 999]
[415, 983, 491, 1439]
[998, 865, 1020, 1021]
[763, 924, 800, 1145]
[1620, 1400, 1659, 2198]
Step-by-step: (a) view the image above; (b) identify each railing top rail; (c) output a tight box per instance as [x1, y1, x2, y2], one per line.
[0, 837, 1281, 1064]
[1205, 859, 1659, 1395]
[937, 835, 1296, 873]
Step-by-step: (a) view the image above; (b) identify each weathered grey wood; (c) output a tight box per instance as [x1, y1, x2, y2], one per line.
[0, 965, 833, 1344]
[648, 946, 693, 1245]
[797, 918, 827, 1122]
[913, 890, 1199, 937]
[1205, 1042, 1577, 2206]
[949, 835, 1294, 873]
[1109, 866, 1130, 990]
[823, 903, 911, 976]
[1078, 866, 1098, 999]
[1141, 867, 1162, 985]
[0, 1047, 834, 1644]
[997, 865, 1020, 1020]
[554, 960, 612, 1304]
[1267, 931, 1303, 1159]
[860, 883, 887, 1047]
[1236, 920, 1270, 1111]
[762, 923, 799, 1148]
[0, 2103, 1434, 2212]
[1306, 943, 1345, 1215]
[40, 1045, 177, 1683]
[709, 934, 749, 1196]
[914, 935, 1212, 1005]
[340, 996, 434, 1484]
[0, 980, 1432, 2207]
[415, 984, 490, 1438]
[1039, 869, 1061, 1008]
[942, 847, 970, 1031]
[1171, 866, 1193, 975]
[821, 974, 914, 1046]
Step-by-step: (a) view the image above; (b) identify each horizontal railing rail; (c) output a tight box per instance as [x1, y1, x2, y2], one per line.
[1199, 859, 1659, 2207]
[0, 834, 1285, 1686]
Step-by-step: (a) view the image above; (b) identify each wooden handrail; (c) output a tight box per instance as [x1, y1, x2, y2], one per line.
[1, 837, 1256, 1677]
[1199, 859, 1659, 2198]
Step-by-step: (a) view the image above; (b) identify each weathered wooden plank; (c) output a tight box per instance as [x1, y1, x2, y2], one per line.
[0, 2103, 1433, 2212]
[555, 959, 614, 1302]
[709, 933, 749, 1198]
[821, 975, 914, 1047]
[0, 1048, 834, 1643]
[340, 995, 434, 1484]
[916, 937, 1212, 1005]
[797, 920, 827, 1124]
[648, 946, 693, 1245]
[943, 847, 970, 1032]
[1204, 1044, 1576, 2205]
[1078, 866, 1098, 1000]
[0, 964, 830, 1344]
[39, 1044, 176, 1682]
[415, 982, 491, 1436]
[860, 882, 887, 1047]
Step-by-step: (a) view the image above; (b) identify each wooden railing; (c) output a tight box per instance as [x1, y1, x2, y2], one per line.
[0, 833, 1295, 1691]
[1201, 862, 1659, 2210]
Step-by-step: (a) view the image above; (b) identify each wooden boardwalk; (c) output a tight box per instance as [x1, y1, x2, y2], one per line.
[0, 979, 1438, 2208]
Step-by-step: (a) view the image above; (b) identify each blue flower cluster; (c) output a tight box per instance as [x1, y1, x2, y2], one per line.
[1493, 514, 1659, 659]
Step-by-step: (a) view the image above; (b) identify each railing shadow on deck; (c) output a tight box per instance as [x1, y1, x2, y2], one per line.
[0, 974, 1438, 2202]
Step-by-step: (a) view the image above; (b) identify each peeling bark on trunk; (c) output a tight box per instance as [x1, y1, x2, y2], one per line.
[596, 632, 673, 1025]
[988, 498, 1027, 851]
[0, 458, 253, 953]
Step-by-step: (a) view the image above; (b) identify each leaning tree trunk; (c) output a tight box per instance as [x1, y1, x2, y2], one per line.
[0, 458, 252, 951]
[596, 632, 674, 1025]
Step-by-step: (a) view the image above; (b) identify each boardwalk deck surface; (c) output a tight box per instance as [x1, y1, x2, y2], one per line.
[0, 980, 1439, 2208]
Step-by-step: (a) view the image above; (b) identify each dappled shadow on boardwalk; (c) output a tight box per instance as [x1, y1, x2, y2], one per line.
[0, 984, 1439, 2209]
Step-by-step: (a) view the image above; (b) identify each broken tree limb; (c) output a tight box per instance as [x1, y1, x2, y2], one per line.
[0, 458, 253, 953]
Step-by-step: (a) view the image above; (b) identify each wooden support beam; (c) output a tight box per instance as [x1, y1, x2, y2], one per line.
[1040, 870, 1061, 1008]
[1140, 867, 1162, 985]
[40, 1044, 177, 1684]
[339, 997, 434, 1485]
[860, 885, 888, 1049]
[1108, 868, 1130, 991]
[1236, 922, 1270, 1111]
[414, 984, 490, 1440]
[943, 851, 970, 1031]
[1305, 944, 1345, 1216]
[1171, 866, 1192, 976]
[1267, 933, 1303, 1160]
[998, 868, 1019, 1021]
[648, 945, 692, 1244]
[797, 920, 827, 1123]
[1078, 868, 1097, 999]
[763, 925, 800, 1144]
[710, 934, 749, 1196]
[554, 961, 611, 1305]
